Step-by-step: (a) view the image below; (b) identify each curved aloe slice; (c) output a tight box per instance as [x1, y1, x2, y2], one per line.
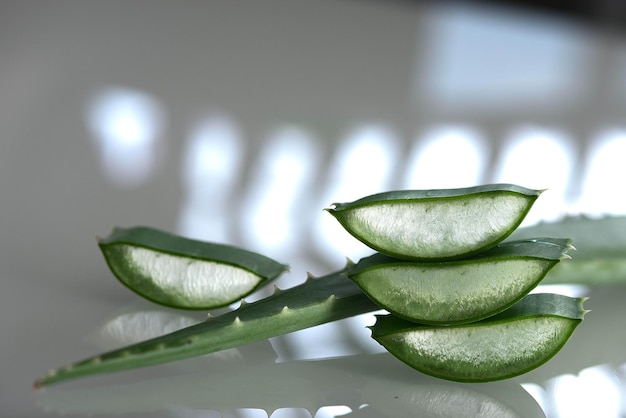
[349, 238, 573, 324]
[371, 293, 587, 382]
[325, 184, 542, 260]
[98, 226, 289, 309]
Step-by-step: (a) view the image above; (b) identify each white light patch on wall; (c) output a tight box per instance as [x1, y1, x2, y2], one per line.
[239, 126, 321, 258]
[575, 130, 626, 216]
[416, 3, 589, 108]
[492, 127, 575, 226]
[313, 124, 400, 264]
[87, 87, 165, 187]
[177, 114, 243, 242]
[403, 126, 486, 189]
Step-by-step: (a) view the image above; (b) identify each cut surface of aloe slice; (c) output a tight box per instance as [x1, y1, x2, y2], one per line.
[349, 238, 573, 324]
[326, 184, 542, 260]
[371, 293, 587, 382]
[98, 226, 289, 309]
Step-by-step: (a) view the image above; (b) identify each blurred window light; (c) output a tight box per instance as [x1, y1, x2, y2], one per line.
[575, 129, 626, 216]
[239, 126, 321, 259]
[86, 86, 165, 187]
[547, 365, 622, 418]
[416, 4, 590, 108]
[181, 114, 243, 193]
[403, 126, 487, 189]
[312, 124, 400, 264]
[177, 114, 244, 242]
[271, 408, 312, 418]
[315, 406, 352, 418]
[492, 126, 575, 225]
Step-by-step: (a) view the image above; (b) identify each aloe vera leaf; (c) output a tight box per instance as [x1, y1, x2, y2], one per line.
[98, 226, 289, 309]
[325, 184, 542, 260]
[370, 293, 587, 383]
[34, 265, 380, 387]
[348, 238, 573, 325]
[510, 215, 626, 285]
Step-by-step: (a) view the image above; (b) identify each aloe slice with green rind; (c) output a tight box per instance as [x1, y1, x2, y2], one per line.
[371, 293, 587, 382]
[325, 184, 542, 260]
[348, 238, 573, 324]
[98, 226, 289, 310]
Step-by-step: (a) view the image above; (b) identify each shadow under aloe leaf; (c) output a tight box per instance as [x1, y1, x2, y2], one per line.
[35, 350, 544, 418]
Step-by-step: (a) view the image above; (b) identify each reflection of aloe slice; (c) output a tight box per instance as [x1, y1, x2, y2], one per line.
[371, 293, 587, 382]
[349, 238, 573, 324]
[98, 226, 289, 309]
[325, 184, 542, 260]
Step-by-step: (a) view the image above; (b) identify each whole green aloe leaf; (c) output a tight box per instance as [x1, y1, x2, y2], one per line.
[34, 265, 379, 387]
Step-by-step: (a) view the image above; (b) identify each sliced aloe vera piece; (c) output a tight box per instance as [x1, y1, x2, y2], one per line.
[326, 184, 542, 260]
[371, 293, 587, 382]
[349, 238, 573, 324]
[98, 226, 289, 309]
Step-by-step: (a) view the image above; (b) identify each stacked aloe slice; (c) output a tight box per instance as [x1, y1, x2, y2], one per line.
[326, 184, 586, 382]
[34, 184, 587, 387]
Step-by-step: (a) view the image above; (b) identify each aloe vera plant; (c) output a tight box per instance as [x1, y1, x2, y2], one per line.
[34, 183, 599, 388]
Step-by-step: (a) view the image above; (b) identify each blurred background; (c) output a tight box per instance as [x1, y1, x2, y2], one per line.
[2, 0, 626, 417]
